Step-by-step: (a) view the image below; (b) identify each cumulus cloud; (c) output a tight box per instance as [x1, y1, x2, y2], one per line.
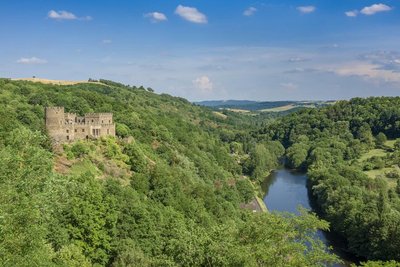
[47, 10, 92, 21]
[193, 76, 213, 93]
[345, 10, 358, 17]
[243, 7, 257, 16]
[175, 5, 207, 24]
[144, 12, 168, 23]
[360, 4, 392, 15]
[297, 6, 316, 14]
[17, 57, 47, 64]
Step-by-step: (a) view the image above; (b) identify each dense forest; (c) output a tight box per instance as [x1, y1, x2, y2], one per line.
[257, 97, 400, 264]
[0, 79, 339, 266]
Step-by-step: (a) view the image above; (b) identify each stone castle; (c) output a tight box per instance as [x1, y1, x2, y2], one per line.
[45, 107, 116, 143]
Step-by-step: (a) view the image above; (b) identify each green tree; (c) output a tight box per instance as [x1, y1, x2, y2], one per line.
[376, 132, 387, 147]
[0, 128, 54, 266]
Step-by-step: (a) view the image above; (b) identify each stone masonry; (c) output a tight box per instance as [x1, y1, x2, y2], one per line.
[45, 107, 115, 143]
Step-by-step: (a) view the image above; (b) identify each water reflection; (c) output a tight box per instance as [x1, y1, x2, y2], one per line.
[263, 168, 359, 267]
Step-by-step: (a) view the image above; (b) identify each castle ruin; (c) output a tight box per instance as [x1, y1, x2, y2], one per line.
[45, 107, 116, 143]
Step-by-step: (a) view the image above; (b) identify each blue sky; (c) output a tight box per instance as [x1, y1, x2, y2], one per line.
[1, 0, 400, 101]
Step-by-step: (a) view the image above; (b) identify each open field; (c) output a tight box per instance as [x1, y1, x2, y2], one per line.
[359, 140, 399, 188]
[359, 148, 387, 162]
[212, 111, 228, 119]
[225, 108, 251, 113]
[12, 77, 103, 86]
[260, 104, 296, 112]
[385, 140, 396, 149]
[364, 167, 398, 188]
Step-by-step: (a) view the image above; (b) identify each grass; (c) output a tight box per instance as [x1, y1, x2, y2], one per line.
[12, 77, 104, 86]
[385, 140, 396, 149]
[212, 111, 228, 119]
[260, 104, 296, 112]
[225, 108, 251, 113]
[69, 158, 101, 177]
[358, 148, 387, 162]
[359, 140, 399, 188]
[255, 196, 268, 212]
[364, 167, 398, 188]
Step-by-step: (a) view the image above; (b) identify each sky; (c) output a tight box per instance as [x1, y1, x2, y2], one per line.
[1, 0, 400, 101]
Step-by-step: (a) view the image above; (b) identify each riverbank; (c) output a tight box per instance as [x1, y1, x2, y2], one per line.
[240, 175, 269, 213]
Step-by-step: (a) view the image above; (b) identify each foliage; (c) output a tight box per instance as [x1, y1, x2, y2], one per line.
[0, 79, 339, 266]
[259, 97, 400, 262]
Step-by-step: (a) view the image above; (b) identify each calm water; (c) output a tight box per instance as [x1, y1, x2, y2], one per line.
[263, 168, 359, 266]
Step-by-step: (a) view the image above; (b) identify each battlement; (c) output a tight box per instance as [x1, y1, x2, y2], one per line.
[85, 113, 113, 116]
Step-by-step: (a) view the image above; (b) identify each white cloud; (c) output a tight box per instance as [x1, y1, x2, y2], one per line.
[102, 39, 112, 44]
[17, 57, 47, 64]
[280, 82, 298, 90]
[193, 76, 213, 93]
[243, 7, 257, 16]
[47, 10, 92, 21]
[335, 62, 400, 83]
[175, 5, 207, 24]
[297, 6, 316, 14]
[288, 57, 308, 63]
[144, 12, 168, 23]
[345, 10, 358, 17]
[360, 4, 392, 15]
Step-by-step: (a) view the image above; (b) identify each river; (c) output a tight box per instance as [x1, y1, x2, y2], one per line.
[262, 168, 360, 266]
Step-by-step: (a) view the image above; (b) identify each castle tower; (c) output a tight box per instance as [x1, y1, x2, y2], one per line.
[45, 107, 66, 142]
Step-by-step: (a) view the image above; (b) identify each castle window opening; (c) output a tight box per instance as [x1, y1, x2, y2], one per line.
[66, 136, 69, 140]
[75, 129, 77, 133]
[66, 129, 69, 133]
[82, 129, 85, 132]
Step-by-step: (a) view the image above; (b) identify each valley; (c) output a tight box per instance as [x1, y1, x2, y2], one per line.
[1, 78, 400, 266]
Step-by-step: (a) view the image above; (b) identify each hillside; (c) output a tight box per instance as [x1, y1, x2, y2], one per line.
[0, 79, 338, 266]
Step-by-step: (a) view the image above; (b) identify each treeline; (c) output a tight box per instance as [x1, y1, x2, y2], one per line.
[258, 97, 400, 262]
[0, 79, 338, 266]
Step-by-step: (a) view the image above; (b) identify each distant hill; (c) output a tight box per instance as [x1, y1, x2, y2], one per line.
[195, 100, 336, 112]
[195, 100, 259, 107]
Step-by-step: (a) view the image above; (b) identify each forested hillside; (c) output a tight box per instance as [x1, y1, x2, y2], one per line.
[0, 79, 338, 266]
[258, 97, 400, 263]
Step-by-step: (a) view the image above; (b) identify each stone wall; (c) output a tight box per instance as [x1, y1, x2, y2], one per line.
[45, 107, 116, 143]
